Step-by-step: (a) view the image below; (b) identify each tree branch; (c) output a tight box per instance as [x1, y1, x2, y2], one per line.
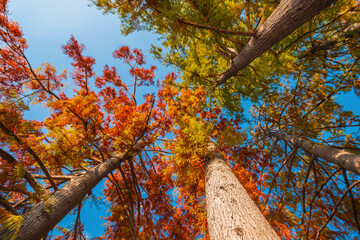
[177, 19, 254, 36]
[341, 169, 360, 232]
[0, 147, 47, 198]
[216, 0, 337, 86]
[315, 180, 360, 239]
[0, 194, 19, 215]
[0, 121, 58, 190]
[268, 131, 360, 175]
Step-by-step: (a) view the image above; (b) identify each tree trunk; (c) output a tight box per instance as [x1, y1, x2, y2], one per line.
[205, 143, 280, 239]
[268, 132, 360, 175]
[0, 153, 131, 240]
[217, 0, 337, 85]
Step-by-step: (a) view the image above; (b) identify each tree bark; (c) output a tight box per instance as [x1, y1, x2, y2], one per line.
[205, 143, 280, 239]
[268, 132, 360, 175]
[0, 152, 131, 240]
[216, 0, 337, 85]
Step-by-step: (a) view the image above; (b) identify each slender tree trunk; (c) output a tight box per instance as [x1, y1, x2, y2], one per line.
[0, 153, 131, 240]
[217, 0, 337, 85]
[205, 143, 280, 239]
[268, 132, 360, 175]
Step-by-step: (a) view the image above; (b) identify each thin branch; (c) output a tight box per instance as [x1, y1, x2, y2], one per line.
[268, 150, 295, 220]
[73, 200, 84, 240]
[177, 19, 254, 36]
[300, 155, 315, 231]
[0, 147, 46, 198]
[0, 186, 33, 197]
[107, 173, 138, 238]
[127, 158, 142, 229]
[279, 4, 360, 55]
[299, 22, 360, 59]
[315, 180, 360, 239]
[32, 174, 80, 181]
[143, 0, 254, 37]
[0, 121, 58, 190]
[118, 165, 137, 238]
[0, 194, 19, 215]
[341, 169, 360, 232]
[262, 147, 297, 210]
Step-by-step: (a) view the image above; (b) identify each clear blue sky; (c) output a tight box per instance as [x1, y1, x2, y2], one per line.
[7, 0, 359, 238]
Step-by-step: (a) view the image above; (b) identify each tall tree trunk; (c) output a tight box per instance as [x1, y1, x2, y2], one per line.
[268, 132, 360, 175]
[205, 143, 280, 239]
[217, 0, 337, 85]
[0, 152, 131, 240]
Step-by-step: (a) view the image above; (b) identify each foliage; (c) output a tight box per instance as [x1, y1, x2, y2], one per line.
[94, 0, 359, 116]
[0, 0, 359, 239]
[0, 0, 267, 238]
[94, 0, 360, 238]
[0, 214, 23, 240]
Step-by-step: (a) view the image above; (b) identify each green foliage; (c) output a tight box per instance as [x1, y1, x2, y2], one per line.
[94, 0, 359, 117]
[13, 165, 26, 179]
[0, 215, 23, 240]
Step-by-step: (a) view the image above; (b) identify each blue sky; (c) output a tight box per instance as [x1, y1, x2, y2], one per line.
[9, 0, 173, 120]
[6, 0, 360, 238]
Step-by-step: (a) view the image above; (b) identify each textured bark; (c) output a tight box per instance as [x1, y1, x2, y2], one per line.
[216, 0, 337, 85]
[269, 132, 360, 175]
[205, 144, 280, 239]
[0, 153, 130, 240]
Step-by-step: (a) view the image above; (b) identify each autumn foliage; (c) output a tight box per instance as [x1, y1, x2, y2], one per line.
[0, 1, 269, 238]
[1, 0, 360, 239]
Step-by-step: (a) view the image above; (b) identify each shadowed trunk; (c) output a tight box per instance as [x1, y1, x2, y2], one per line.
[217, 0, 337, 85]
[205, 143, 280, 239]
[0, 153, 131, 240]
[268, 132, 360, 175]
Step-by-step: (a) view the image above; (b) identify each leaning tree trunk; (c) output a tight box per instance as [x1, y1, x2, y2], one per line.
[205, 143, 280, 239]
[0, 152, 131, 240]
[268, 132, 360, 175]
[216, 0, 337, 85]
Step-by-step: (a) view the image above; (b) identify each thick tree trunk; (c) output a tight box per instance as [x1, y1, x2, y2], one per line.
[217, 0, 337, 85]
[269, 132, 360, 175]
[205, 143, 280, 239]
[0, 153, 131, 240]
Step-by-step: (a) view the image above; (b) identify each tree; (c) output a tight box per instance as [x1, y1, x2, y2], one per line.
[0, 1, 278, 239]
[0, 1, 171, 238]
[0, 0, 359, 239]
[266, 131, 360, 175]
[94, 0, 360, 239]
[205, 142, 280, 239]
